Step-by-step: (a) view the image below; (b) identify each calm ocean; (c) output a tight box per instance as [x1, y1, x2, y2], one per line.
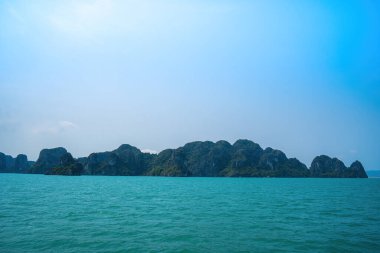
[0, 174, 379, 253]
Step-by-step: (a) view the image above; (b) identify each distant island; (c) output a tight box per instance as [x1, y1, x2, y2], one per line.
[0, 139, 367, 178]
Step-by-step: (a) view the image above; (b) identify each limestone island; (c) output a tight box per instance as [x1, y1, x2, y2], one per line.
[0, 139, 367, 178]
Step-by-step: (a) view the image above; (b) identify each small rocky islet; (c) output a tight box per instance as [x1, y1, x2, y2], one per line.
[0, 139, 367, 178]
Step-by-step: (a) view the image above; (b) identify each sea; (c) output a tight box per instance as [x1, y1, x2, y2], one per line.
[1, 174, 379, 253]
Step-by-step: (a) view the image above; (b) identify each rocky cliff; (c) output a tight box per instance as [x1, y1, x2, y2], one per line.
[1, 140, 368, 178]
[148, 140, 310, 177]
[0, 152, 33, 173]
[310, 155, 367, 178]
[80, 144, 154, 176]
[30, 147, 68, 174]
[45, 153, 83, 176]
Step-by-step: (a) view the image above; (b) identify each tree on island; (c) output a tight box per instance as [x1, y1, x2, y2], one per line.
[46, 153, 83, 176]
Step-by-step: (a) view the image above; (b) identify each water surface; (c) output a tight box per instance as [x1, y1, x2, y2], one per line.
[1, 174, 379, 252]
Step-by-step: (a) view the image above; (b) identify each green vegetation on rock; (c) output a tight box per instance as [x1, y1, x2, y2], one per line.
[46, 153, 83, 176]
[0, 139, 368, 178]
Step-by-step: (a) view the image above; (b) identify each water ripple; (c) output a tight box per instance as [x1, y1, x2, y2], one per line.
[0, 175, 379, 253]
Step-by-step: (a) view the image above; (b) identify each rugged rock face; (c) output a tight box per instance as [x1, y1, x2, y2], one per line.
[5, 155, 15, 171]
[14, 154, 29, 173]
[148, 140, 310, 177]
[0, 153, 7, 172]
[76, 157, 88, 168]
[82, 144, 154, 176]
[310, 155, 367, 178]
[1, 139, 368, 178]
[30, 147, 68, 174]
[220, 142, 309, 177]
[221, 140, 263, 176]
[347, 161, 367, 178]
[0, 152, 32, 173]
[148, 141, 231, 176]
[281, 158, 310, 177]
[148, 149, 186, 176]
[46, 153, 83, 176]
[310, 155, 344, 177]
[85, 151, 123, 175]
[0, 153, 15, 172]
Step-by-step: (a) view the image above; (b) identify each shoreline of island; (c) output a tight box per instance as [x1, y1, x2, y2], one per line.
[0, 139, 368, 178]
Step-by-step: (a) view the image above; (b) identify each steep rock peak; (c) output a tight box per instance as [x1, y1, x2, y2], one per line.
[350, 160, 364, 170]
[39, 147, 67, 157]
[116, 144, 140, 152]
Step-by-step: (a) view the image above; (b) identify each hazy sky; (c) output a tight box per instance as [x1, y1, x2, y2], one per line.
[1, 0, 379, 169]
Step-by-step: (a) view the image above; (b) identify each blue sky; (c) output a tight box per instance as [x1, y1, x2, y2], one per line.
[0, 0, 379, 169]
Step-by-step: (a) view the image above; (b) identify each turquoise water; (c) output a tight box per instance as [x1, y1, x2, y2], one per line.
[0, 174, 379, 253]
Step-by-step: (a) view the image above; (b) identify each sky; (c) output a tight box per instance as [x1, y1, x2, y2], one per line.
[0, 0, 379, 170]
